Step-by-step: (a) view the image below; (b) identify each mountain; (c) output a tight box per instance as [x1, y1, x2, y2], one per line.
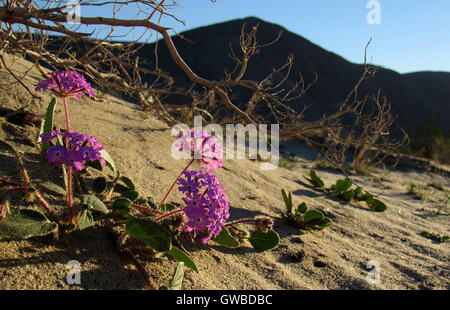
[134, 17, 450, 133]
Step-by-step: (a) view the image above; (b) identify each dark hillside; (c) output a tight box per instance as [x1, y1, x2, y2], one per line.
[139, 17, 450, 132]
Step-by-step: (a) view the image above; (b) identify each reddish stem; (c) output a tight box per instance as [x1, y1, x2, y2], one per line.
[61, 96, 74, 224]
[224, 219, 256, 227]
[105, 201, 164, 216]
[131, 203, 164, 215]
[122, 248, 158, 290]
[0, 180, 23, 187]
[5, 186, 30, 192]
[35, 191, 63, 225]
[154, 209, 184, 222]
[67, 166, 74, 224]
[160, 158, 195, 205]
[63, 97, 71, 132]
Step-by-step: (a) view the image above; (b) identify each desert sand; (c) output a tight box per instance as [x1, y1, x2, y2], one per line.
[0, 54, 448, 290]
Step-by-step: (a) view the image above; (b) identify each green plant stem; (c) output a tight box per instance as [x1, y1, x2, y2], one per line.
[154, 209, 184, 222]
[160, 158, 195, 206]
[224, 219, 256, 227]
[35, 191, 63, 225]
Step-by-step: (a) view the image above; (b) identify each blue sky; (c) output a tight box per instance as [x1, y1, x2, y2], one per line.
[85, 0, 450, 74]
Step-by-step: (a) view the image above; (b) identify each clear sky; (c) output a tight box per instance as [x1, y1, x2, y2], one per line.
[80, 0, 450, 74]
[142, 0, 450, 74]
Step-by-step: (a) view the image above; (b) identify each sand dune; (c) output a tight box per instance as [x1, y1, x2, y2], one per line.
[0, 54, 448, 290]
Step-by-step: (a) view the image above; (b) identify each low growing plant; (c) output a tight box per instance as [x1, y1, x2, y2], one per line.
[405, 181, 428, 201]
[433, 194, 450, 216]
[304, 170, 388, 212]
[278, 158, 295, 170]
[420, 231, 449, 243]
[281, 189, 332, 230]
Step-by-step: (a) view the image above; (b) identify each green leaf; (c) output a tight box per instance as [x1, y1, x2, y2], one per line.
[317, 217, 332, 230]
[77, 209, 94, 230]
[92, 177, 107, 194]
[0, 209, 58, 239]
[365, 198, 388, 212]
[126, 216, 172, 252]
[122, 190, 139, 201]
[354, 187, 363, 197]
[40, 181, 67, 195]
[356, 194, 372, 202]
[281, 189, 293, 214]
[353, 187, 372, 201]
[167, 246, 198, 272]
[335, 178, 353, 192]
[296, 202, 308, 214]
[167, 262, 185, 290]
[305, 171, 325, 188]
[249, 230, 280, 252]
[38, 97, 57, 156]
[85, 150, 116, 175]
[172, 236, 189, 254]
[113, 198, 132, 209]
[342, 190, 355, 202]
[303, 210, 325, 225]
[112, 198, 131, 216]
[42, 98, 57, 135]
[212, 227, 240, 248]
[113, 183, 129, 194]
[85, 160, 103, 171]
[81, 195, 109, 214]
[99, 150, 116, 175]
[120, 176, 136, 191]
[310, 170, 325, 188]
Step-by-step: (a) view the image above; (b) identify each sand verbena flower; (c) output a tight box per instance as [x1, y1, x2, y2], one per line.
[175, 130, 223, 171]
[40, 130, 105, 171]
[178, 170, 230, 243]
[35, 70, 94, 99]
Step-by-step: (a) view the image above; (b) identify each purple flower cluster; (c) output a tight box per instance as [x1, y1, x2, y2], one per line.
[175, 130, 223, 171]
[35, 70, 94, 99]
[178, 170, 230, 243]
[40, 131, 105, 171]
